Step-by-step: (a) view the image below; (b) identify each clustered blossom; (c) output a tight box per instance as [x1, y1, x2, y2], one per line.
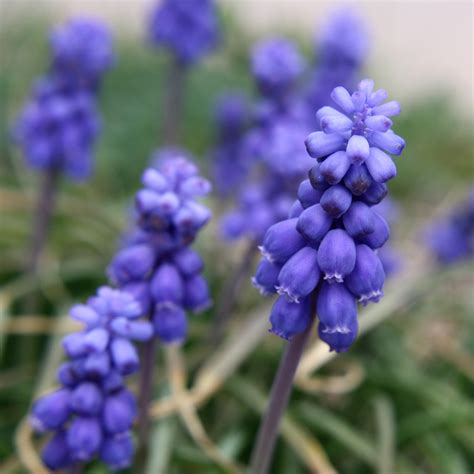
[211, 93, 251, 196]
[220, 38, 311, 243]
[307, 8, 369, 119]
[30, 287, 152, 470]
[253, 79, 405, 352]
[50, 18, 114, 89]
[108, 151, 212, 343]
[425, 188, 474, 264]
[148, 0, 220, 65]
[14, 78, 100, 180]
[14, 18, 113, 179]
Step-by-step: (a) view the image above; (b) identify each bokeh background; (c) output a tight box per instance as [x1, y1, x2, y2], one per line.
[0, 1, 473, 473]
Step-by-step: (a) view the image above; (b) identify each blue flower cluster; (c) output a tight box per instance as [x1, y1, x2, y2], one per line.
[253, 79, 405, 352]
[426, 188, 474, 264]
[219, 38, 311, 243]
[307, 8, 369, 118]
[148, 0, 220, 65]
[30, 287, 152, 470]
[14, 78, 100, 180]
[50, 18, 114, 90]
[108, 151, 212, 343]
[211, 93, 252, 196]
[14, 18, 113, 180]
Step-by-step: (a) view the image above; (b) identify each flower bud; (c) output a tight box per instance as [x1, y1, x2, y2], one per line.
[70, 382, 103, 415]
[342, 201, 375, 237]
[277, 246, 320, 302]
[296, 204, 332, 243]
[110, 338, 139, 375]
[320, 185, 352, 218]
[346, 135, 370, 164]
[344, 164, 372, 195]
[183, 274, 212, 312]
[269, 296, 311, 340]
[366, 147, 396, 182]
[67, 416, 102, 461]
[41, 430, 72, 470]
[317, 230, 356, 283]
[297, 179, 323, 208]
[260, 218, 306, 263]
[305, 131, 345, 159]
[359, 212, 390, 249]
[102, 390, 135, 434]
[153, 302, 187, 343]
[252, 258, 281, 296]
[31, 389, 71, 432]
[150, 263, 183, 304]
[100, 433, 133, 470]
[172, 248, 204, 277]
[320, 151, 351, 185]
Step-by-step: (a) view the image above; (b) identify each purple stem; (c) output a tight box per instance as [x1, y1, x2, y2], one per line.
[248, 311, 315, 474]
[26, 167, 59, 276]
[162, 58, 186, 145]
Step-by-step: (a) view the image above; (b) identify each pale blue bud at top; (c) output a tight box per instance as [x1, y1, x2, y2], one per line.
[372, 100, 401, 117]
[183, 274, 212, 312]
[269, 296, 311, 340]
[346, 135, 370, 165]
[110, 338, 139, 376]
[319, 151, 351, 185]
[277, 246, 320, 302]
[31, 388, 71, 432]
[359, 212, 390, 249]
[252, 258, 281, 296]
[342, 201, 376, 237]
[344, 164, 372, 195]
[100, 433, 133, 470]
[67, 416, 102, 461]
[365, 147, 396, 182]
[70, 304, 100, 326]
[153, 302, 187, 343]
[320, 184, 352, 217]
[150, 263, 183, 304]
[369, 130, 405, 156]
[317, 282, 358, 352]
[298, 179, 324, 208]
[70, 382, 103, 415]
[305, 131, 345, 159]
[345, 244, 385, 304]
[260, 218, 306, 263]
[42, 430, 72, 470]
[296, 204, 333, 243]
[317, 229, 356, 283]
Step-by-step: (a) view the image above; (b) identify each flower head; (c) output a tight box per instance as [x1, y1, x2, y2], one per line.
[30, 287, 152, 469]
[14, 77, 99, 180]
[50, 18, 114, 88]
[254, 80, 405, 352]
[148, 0, 220, 65]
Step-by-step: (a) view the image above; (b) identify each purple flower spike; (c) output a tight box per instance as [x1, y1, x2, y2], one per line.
[253, 78, 404, 353]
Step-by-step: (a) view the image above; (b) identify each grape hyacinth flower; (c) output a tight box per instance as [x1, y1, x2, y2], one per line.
[250, 79, 404, 474]
[425, 188, 474, 264]
[14, 77, 100, 181]
[108, 151, 212, 343]
[307, 7, 369, 119]
[30, 287, 152, 470]
[254, 79, 405, 353]
[50, 18, 114, 90]
[148, 0, 220, 65]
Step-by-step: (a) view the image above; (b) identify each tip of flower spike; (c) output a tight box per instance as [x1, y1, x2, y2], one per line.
[275, 285, 300, 303]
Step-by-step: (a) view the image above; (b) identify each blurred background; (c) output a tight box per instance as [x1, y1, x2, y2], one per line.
[0, 1, 473, 473]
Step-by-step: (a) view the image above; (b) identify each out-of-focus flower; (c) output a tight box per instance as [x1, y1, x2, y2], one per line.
[30, 287, 152, 470]
[425, 188, 474, 264]
[148, 0, 220, 65]
[108, 150, 212, 343]
[50, 18, 114, 89]
[251, 38, 306, 99]
[14, 77, 100, 180]
[254, 80, 405, 352]
[307, 7, 369, 117]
